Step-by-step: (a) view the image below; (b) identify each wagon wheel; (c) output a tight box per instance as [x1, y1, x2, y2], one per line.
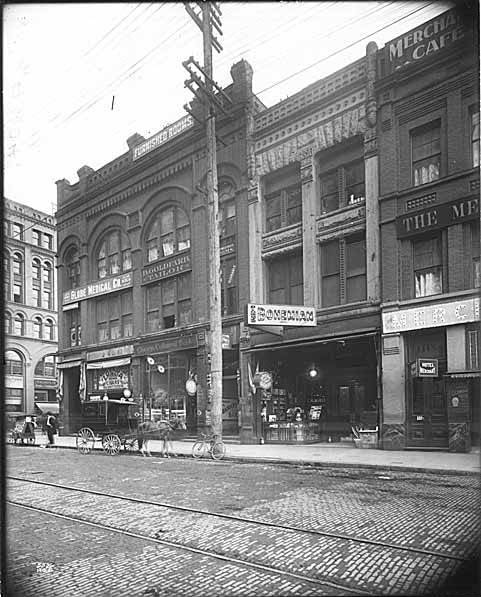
[124, 437, 139, 453]
[102, 434, 121, 456]
[76, 427, 95, 454]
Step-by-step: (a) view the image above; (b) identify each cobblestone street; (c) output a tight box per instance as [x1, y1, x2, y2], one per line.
[6, 446, 480, 596]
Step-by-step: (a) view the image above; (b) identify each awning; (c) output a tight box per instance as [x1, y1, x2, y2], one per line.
[86, 357, 131, 370]
[446, 371, 480, 378]
[57, 360, 82, 369]
[35, 402, 60, 415]
[242, 330, 379, 353]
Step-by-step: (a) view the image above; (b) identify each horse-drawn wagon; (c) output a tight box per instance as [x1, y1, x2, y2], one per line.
[7, 412, 37, 445]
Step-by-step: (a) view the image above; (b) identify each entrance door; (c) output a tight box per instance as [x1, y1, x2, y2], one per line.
[408, 377, 448, 447]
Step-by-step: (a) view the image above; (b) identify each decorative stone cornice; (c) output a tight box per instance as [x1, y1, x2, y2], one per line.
[317, 205, 366, 242]
[262, 224, 302, 255]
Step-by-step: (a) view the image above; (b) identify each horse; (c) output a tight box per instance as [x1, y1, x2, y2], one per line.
[137, 417, 186, 457]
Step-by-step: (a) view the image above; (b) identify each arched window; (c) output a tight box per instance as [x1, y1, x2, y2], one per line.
[5, 350, 23, 375]
[44, 318, 54, 340]
[4, 252, 10, 302]
[42, 261, 53, 309]
[5, 312, 11, 334]
[13, 313, 25, 336]
[96, 230, 131, 279]
[145, 206, 190, 263]
[65, 246, 80, 289]
[35, 354, 56, 377]
[32, 258, 41, 307]
[12, 252, 24, 303]
[33, 316, 42, 339]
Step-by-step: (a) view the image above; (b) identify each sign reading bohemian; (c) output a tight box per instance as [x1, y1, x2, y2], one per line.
[63, 272, 133, 305]
[247, 303, 316, 327]
[132, 115, 193, 161]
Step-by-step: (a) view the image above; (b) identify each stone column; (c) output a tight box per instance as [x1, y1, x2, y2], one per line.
[248, 180, 263, 302]
[381, 332, 406, 450]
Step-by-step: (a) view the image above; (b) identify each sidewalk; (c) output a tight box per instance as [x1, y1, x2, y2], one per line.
[21, 431, 481, 474]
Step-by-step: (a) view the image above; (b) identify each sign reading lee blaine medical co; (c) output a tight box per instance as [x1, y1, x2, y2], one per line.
[63, 272, 133, 305]
[247, 303, 317, 327]
[386, 9, 466, 72]
[132, 115, 193, 161]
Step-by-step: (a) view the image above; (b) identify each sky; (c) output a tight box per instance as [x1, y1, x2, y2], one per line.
[4, 1, 454, 215]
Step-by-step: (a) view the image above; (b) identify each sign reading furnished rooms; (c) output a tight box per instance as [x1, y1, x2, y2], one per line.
[247, 303, 317, 327]
[63, 272, 133, 305]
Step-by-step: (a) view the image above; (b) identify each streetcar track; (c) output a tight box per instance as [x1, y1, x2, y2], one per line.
[8, 475, 468, 562]
[8, 499, 369, 596]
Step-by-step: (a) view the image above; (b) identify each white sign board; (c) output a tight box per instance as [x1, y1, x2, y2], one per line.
[247, 303, 317, 327]
[382, 296, 480, 334]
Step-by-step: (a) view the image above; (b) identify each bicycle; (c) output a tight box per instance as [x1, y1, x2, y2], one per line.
[192, 432, 226, 460]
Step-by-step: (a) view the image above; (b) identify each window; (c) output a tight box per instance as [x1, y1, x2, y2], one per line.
[11, 223, 23, 240]
[32, 258, 41, 281]
[145, 273, 192, 331]
[5, 350, 23, 375]
[13, 313, 25, 336]
[413, 236, 443, 297]
[96, 291, 133, 342]
[145, 207, 190, 264]
[321, 234, 367, 307]
[67, 308, 81, 347]
[472, 110, 480, 168]
[33, 259, 53, 309]
[264, 166, 302, 232]
[471, 222, 480, 288]
[44, 318, 54, 340]
[268, 253, 303, 305]
[320, 159, 365, 213]
[5, 312, 11, 334]
[12, 252, 24, 303]
[32, 229, 41, 246]
[97, 230, 131, 279]
[466, 325, 480, 370]
[35, 355, 56, 377]
[32, 316, 43, 339]
[412, 121, 441, 187]
[65, 247, 80, 289]
[4, 254, 10, 301]
[42, 233, 53, 250]
[221, 257, 238, 315]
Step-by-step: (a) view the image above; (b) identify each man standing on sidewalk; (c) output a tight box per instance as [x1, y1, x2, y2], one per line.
[44, 412, 57, 448]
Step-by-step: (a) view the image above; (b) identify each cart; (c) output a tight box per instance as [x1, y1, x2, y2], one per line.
[7, 412, 37, 445]
[75, 399, 142, 456]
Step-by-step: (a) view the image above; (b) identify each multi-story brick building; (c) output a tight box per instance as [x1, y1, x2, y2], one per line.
[240, 44, 382, 445]
[377, 7, 479, 452]
[4, 198, 58, 415]
[55, 61, 262, 435]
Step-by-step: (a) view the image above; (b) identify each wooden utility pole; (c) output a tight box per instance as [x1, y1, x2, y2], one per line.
[184, 2, 228, 438]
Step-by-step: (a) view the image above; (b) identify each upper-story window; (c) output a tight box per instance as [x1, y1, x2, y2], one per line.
[4, 253, 10, 302]
[471, 221, 480, 288]
[12, 252, 24, 303]
[42, 233, 53, 250]
[33, 316, 43, 339]
[466, 324, 480, 370]
[471, 110, 479, 168]
[32, 230, 41, 246]
[412, 121, 440, 187]
[65, 247, 80, 289]
[320, 158, 365, 214]
[44, 318, 55, 341]
[13, 313, 25, 336]
[267, 253, 303, 305]
[35, 355, 56, 377]
[219, 180, 238, 316]
[96, 290, 133, 343]
[264, 166, 302, 233]
[413, 235, 443, 297]
[5, 350, 23, 375]
[146, 273, 192, 331]
[97, 230, 131, 279]
[32, 259, 53, 310]
[146, 206, 190, 263]
[5, 312, 11, 334]
[321, 234, 366, 307]
[10, 222, 24, 240]
[67, 308, 81, 347]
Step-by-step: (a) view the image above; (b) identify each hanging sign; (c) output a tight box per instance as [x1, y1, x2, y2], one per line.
[417, 358, 439, 377]
[254, 371, 273, 390]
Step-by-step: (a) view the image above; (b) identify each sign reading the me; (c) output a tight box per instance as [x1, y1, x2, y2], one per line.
[142, 253, 191, 284]
[132, 115, 193, 161]
[247, 303, 317, 327]
[63, 272, 133, 305]
[396, 197, 479, 238]
[386, 9, 466, 72]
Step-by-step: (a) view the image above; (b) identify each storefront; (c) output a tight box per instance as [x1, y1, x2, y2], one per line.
[245, 331, 379, 444]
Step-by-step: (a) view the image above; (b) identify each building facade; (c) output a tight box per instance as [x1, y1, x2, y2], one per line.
[4, 198, 59, 415]
[377, 8, 479, 452]
[240, 45, 382, 445]
[56, 61, 262, 435]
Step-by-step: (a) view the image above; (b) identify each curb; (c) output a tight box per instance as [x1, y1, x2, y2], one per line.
[11, 441, 479, 476]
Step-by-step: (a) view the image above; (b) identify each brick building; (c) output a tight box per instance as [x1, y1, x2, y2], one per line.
[4, 198, 58, 415]
[55, 61, 262, 435]
[240, 44, 382, 444]
[377, 7, 479, 451]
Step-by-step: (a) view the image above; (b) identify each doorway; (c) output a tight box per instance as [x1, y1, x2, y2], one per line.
[407, 376, 448, 447]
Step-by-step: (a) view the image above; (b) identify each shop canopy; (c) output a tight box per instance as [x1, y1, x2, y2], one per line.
[35, 402, 60, 415]
[86, 358, 131, 370]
